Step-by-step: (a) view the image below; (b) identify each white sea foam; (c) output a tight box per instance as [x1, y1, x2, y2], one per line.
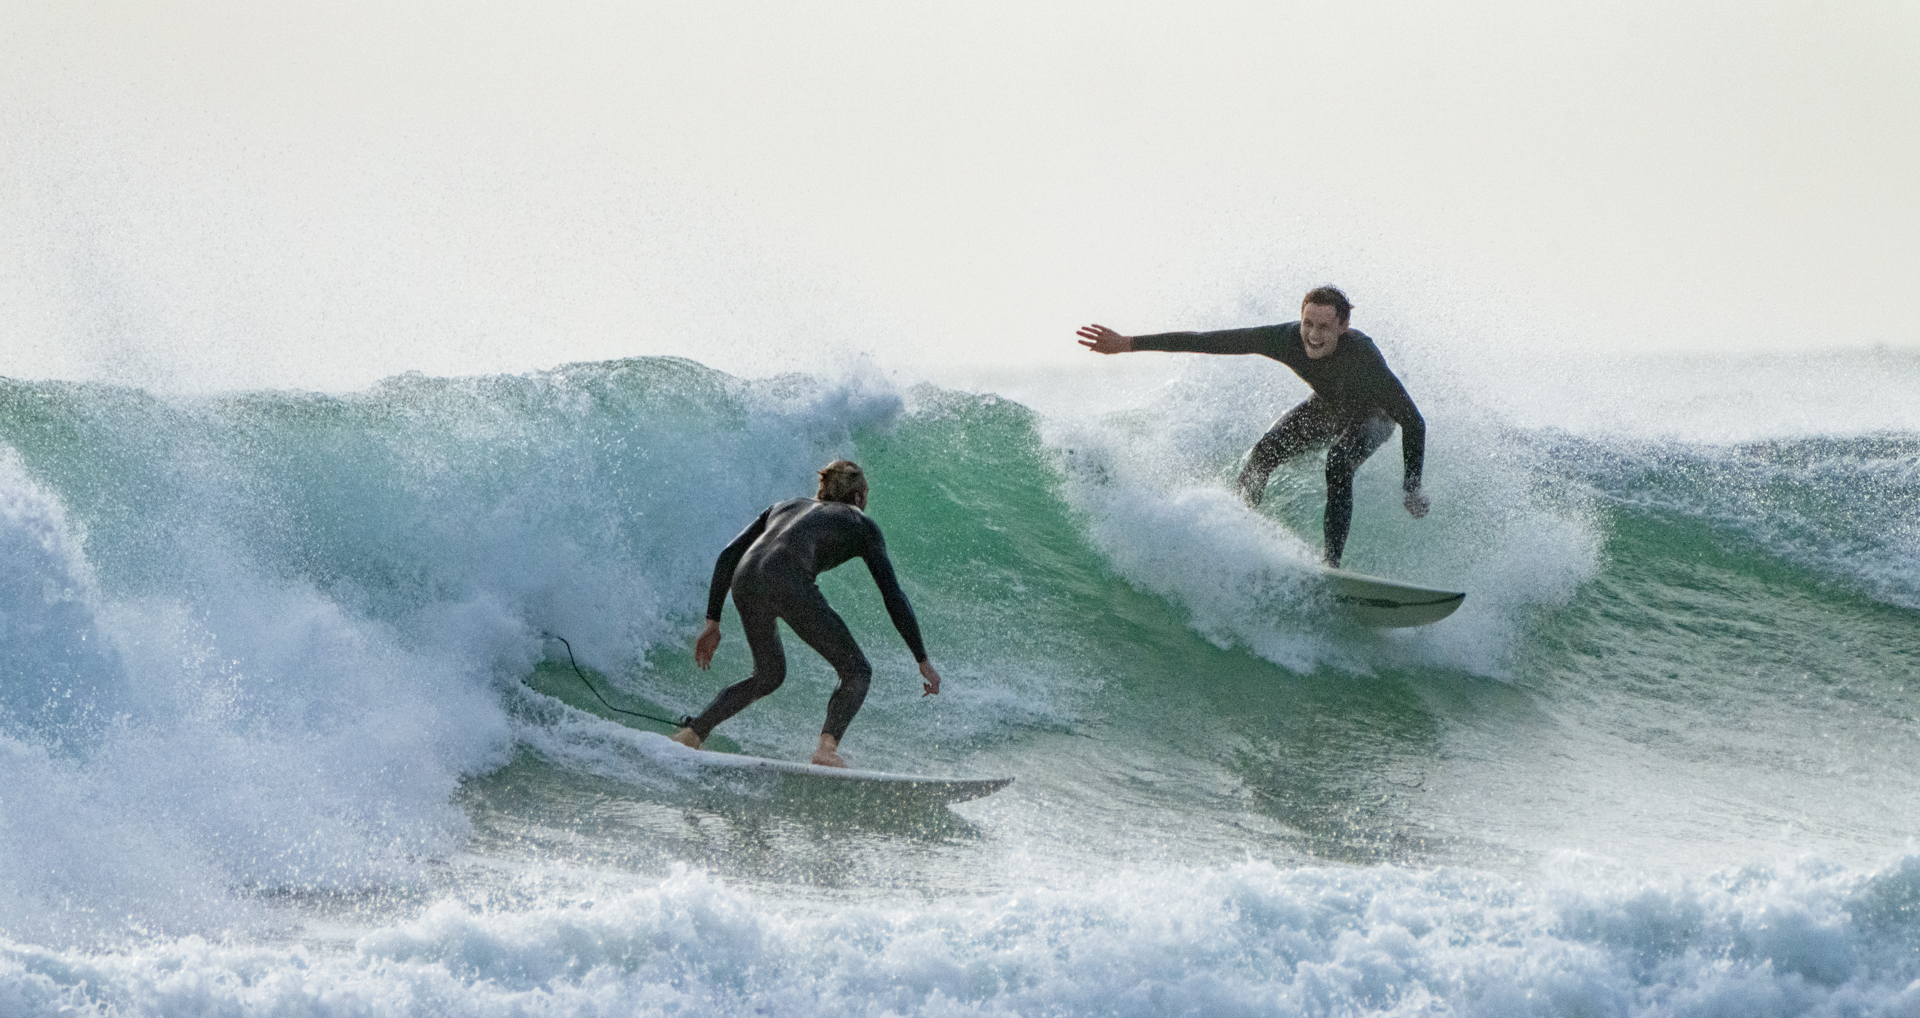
[1037, 357, 1602, 677]
[0, 447, 522, 944]
[0, 450, 121, 740]
[8, 853, 1920, 1017]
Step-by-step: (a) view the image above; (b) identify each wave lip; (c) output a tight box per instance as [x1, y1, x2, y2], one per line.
[1548, 430, 1920, 610]
[0, 450, 122, 743]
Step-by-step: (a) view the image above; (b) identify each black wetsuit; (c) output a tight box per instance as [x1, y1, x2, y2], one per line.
[686, 497, 928, 742]
[1133, 322, 1426, 566]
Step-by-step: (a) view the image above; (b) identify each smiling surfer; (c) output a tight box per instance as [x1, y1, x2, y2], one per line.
[671, 460, 942, 767]
[1076, 285, 1431, 568]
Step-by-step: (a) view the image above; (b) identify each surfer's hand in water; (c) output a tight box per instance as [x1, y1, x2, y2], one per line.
[1404, 486, 1431, 519]
[919, 659, 942, 696]
[1075, 324, 1134, 354]
[694, 619, 722, 669]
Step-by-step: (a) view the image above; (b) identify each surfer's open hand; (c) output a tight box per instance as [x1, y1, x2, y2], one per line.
[1404, 487, 1431, 519]
[694, 619, 722, 669]
[1075, 324, 1134, 355]
[919, 659, 942, 697]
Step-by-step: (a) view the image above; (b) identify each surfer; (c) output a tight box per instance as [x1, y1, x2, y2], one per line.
[1076, 286, 1430, 568]
[670, 460, 942, 767]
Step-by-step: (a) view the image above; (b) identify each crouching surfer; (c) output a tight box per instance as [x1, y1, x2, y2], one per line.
[671, 460, 942, 767]
[1076, 285, 1430, 568]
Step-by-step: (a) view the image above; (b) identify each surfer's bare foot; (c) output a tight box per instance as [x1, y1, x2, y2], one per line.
[812, 733, 847, 768]
[669, 727, 703, 750]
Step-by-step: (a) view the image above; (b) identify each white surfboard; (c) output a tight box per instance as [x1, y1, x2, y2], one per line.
[641, 732, 1014, 807]
[1322, 567, 1465, 627]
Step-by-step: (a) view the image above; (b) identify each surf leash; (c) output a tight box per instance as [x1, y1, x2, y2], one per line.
[538, 631, 690, 731]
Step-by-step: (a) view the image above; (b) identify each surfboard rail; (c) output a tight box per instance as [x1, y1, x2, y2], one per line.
[521, 666, 1014, 806]
[645, 733, 1014, 806]
[1321, 567, 1466, 627]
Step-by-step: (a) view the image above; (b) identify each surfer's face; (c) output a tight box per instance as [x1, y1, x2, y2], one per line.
[1300, 302, 1346, 359]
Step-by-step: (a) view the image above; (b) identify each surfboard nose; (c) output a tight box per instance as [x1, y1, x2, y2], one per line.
[1321, 568, 1466, 627]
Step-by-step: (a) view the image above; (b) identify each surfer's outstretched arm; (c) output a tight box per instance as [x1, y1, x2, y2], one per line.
[1080, 323, 1284, 357]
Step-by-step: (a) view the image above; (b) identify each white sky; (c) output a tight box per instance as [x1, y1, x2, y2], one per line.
[2, 0, 1917, 390]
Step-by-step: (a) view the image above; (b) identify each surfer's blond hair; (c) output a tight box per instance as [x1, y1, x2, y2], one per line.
[816, 459, 868, 504]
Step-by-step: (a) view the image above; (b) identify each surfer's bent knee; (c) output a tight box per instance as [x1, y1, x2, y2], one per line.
[837, 654, 872, 695]
[747, 664, 786, 697]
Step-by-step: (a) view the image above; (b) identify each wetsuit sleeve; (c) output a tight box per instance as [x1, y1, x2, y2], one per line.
[705, 506, 772, 621]
[1131, 325, 1288, 357]
[1374, 369, 1426, 488]
[860, 524, 929, 662]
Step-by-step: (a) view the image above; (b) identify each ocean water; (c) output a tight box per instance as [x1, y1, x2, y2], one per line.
[3, 350, 1920, 1017]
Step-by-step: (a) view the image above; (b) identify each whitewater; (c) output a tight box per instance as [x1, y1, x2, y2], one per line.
[4, 345, 1920, 1017]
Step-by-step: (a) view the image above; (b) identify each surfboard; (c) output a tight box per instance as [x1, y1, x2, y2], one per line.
[522, 663, 1012, 806]
[640, 731, 1014, 806]
[1322, 567, 1465, 627]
